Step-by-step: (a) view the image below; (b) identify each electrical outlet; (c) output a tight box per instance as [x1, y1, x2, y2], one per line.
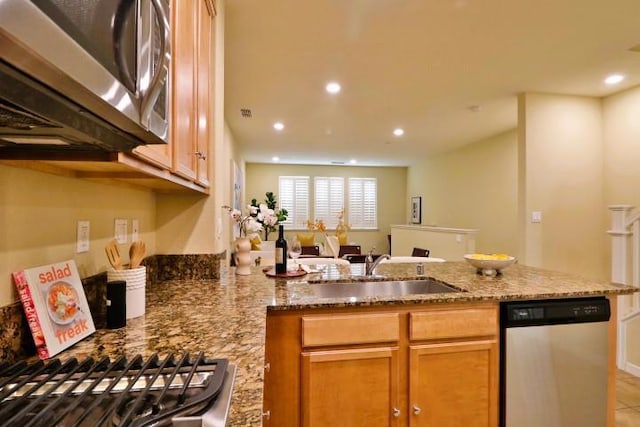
[131, 219, 139, 242]
[76, 220, 90, 253]
[115, 218, 128, 244]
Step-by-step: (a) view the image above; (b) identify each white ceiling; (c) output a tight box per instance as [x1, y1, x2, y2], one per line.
[224, 0, 640, 167]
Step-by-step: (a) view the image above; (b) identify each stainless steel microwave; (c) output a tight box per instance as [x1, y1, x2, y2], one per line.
[0, 0, 170, 152]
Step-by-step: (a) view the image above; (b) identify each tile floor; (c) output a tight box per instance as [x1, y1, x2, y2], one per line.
[616, 370, 640, 426]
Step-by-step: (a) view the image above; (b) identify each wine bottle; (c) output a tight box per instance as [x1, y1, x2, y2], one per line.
[275, 225, 287, 274]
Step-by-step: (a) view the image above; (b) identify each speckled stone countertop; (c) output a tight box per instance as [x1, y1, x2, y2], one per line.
[55, 261, 636, 426]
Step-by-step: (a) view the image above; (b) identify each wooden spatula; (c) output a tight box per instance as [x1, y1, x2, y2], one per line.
[105, 239, 122, 270]
[129, 241, 146, 269]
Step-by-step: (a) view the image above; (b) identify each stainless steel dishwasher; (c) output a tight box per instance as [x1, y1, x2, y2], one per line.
[500, 297, 610, 427]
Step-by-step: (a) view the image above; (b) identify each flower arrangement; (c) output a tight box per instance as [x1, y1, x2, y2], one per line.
[335, 209, 350, 234]
[250, 192, 288, 240]
[222, 205, 264, 238]
[306, 218, 327, 233]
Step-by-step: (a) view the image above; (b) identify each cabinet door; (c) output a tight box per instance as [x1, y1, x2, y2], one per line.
[409, 341, 498, 427]
[195, 0, 213, 187]
[171, 0, 197, 180]
[301, 347, 400, 427]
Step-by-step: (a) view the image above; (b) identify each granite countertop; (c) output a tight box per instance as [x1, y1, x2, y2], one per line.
[57, 261, 636, 426]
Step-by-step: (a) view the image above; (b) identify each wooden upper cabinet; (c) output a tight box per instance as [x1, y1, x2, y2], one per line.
[195, 0, 213, 187]
[170, 0, 212, 187]
[171, 0, 197, 181]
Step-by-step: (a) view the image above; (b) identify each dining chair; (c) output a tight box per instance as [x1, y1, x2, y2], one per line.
[339, 245, 361, 257]
[411, 247, 430, 257]
[301, 245, 320, 256]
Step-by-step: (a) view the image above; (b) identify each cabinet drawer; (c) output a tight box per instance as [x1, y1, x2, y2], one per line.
[410, 307, 497, 341]
[302, 313, 400, 347]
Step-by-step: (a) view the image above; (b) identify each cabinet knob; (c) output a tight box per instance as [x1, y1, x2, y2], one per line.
[262, 410, 271, 420]
[264, 362, 271, 372]
[392, 407, 400, 417]
[194, 151, 207, 160]
[413, 405, 422, 415]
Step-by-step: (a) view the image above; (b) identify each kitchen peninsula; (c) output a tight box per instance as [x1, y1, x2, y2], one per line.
[53, 261, 634, 426]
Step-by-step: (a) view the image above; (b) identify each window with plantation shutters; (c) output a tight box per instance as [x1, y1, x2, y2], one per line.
[314, 177, 345, 229]
[278, 176, 310, 229]
[348, 178, 377, 229]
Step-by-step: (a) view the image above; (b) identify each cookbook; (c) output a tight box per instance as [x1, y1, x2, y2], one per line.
[12, 260, 96, 359]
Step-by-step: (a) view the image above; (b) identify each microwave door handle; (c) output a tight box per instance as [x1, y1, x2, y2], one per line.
[141, 0, 170, 128]
[113, 0, 137, 93]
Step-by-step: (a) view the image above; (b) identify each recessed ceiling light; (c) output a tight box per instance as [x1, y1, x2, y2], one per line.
[326, 81, 341, 94]
[349, 159, 357, 164]
[273, 122, 284, 131]
[272, 156, 280, 162]
[604, 74, 625, 85]
[393, 128, 404, 137]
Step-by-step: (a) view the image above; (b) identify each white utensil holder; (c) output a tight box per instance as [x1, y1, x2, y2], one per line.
[107, 266, 146, 319]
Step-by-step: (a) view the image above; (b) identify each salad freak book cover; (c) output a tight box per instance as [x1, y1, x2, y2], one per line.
[12, 260, 96, 359]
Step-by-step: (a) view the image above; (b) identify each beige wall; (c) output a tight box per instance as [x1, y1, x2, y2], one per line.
[245, 163, 407, 253]
[0, 164, 156, 307]
[603, 85, 640, 364]
[407, 130, 518, 256]
[603, 85, 640, 206]
[518, 93, 606, 280]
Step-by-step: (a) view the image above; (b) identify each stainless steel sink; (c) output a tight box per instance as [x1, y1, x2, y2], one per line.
[309, 279, 463, 299]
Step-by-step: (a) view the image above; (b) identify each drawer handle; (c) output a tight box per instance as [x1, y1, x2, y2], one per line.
[413, 405, 422, 415]
[194, 151, 207, 160]
[392, 407, 400, 417]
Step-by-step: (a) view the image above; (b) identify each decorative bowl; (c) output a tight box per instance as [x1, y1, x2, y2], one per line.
[463, 254, 516, 276]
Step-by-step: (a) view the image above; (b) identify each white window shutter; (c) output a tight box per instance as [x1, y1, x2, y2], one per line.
[314, 177, 344, 228]
[279, 176, 309, 228]
[349, 178, 377, 229]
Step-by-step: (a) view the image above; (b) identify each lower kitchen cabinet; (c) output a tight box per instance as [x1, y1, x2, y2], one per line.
[263, 302, 499, 427]
[409, 341, 498, 427]
[302, 347, 400, 426]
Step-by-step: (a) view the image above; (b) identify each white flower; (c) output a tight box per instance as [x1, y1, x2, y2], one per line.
[244, 217, 263, 235]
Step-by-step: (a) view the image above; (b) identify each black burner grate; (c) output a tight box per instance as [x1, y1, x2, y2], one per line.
[0, 352, 228, 427]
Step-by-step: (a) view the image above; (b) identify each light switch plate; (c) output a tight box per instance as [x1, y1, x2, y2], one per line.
[531, 211, 542, 223]
[76, 220, 90, 253]
[131, 219, 139, 242]
[115, 218, 128, 244]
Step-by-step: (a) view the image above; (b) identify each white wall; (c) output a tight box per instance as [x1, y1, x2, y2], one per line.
[518, 93, 606, 279]
[407, 130, 518, 256]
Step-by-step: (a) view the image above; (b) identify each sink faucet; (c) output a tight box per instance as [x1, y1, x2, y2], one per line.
[365, 248, 390, 276]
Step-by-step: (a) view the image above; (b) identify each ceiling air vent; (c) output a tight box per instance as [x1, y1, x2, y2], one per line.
[240, 108, 252, 118]
[331, 161, 345, 165]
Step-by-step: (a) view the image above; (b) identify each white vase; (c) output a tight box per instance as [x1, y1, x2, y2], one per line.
[234, 237, 252, 275]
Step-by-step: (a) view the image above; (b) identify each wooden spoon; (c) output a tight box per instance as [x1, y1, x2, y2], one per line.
[129, 241, 146, 269]
[105, 239, 122, 270]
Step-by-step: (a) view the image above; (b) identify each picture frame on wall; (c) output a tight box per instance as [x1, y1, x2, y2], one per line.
[411, 196, 422, 224]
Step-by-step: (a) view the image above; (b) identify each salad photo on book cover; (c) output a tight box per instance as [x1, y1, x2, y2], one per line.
[12, 260, 96, 359]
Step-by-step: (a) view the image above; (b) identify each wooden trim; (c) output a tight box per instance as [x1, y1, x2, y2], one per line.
[302, 313, 400, 347]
